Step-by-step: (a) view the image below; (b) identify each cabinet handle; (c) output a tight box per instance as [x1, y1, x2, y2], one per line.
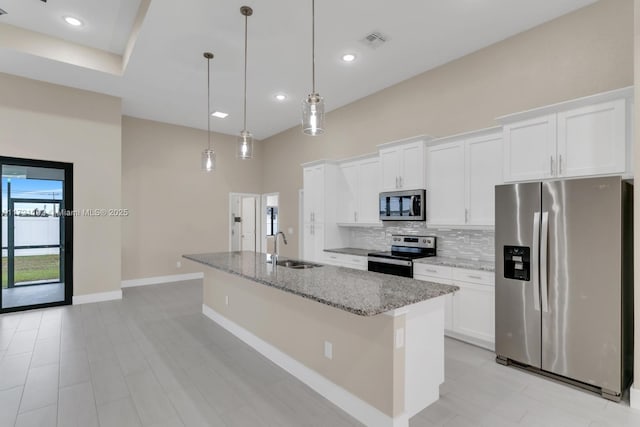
[467, 275, 482, 280]
[559, 155, 563, 175]
[550, 156, 554, 176]
[399, 176, 403, 188]
[425, 269, 437, 273]
[465, 208, 468, 224]
[330, 255, 337, 259]
[395, 176, 399, 188]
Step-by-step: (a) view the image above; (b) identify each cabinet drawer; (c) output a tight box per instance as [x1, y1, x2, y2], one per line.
[452, 268, 494, 286]
[324, 252, 367, 270]
[413, 274, 453, 286]
[413, 263, 452, 280]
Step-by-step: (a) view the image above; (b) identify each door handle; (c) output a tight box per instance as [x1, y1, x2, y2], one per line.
[532, 212, 541, 312]
[540, 211, 549, 313]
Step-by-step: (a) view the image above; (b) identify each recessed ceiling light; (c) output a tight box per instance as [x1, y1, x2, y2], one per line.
[211, 111, 228, 119]
[63, 16, 83, 27]
[341, 53, 356, 62]
[274, 94, 287, 101]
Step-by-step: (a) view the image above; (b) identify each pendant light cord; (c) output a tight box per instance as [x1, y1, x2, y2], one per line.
[311, 0, 316, 94]
[243, 13, 248, 132]
[207, 56, 211, 150]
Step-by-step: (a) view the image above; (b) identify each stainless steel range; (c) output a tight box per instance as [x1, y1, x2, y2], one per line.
[367, 235, 436, 277]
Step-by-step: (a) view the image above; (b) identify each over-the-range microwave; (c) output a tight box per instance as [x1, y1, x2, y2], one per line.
[379, 189, 426, 221]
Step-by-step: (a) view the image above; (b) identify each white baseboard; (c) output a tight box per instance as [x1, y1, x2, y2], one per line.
[631, 383, 640, 410]
[202, 304, 409, 427]
[121, 272, 204, 288]
[73, 290, 122, 305]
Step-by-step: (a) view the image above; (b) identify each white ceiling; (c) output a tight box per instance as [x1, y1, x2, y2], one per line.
[0, 0, 597, 140]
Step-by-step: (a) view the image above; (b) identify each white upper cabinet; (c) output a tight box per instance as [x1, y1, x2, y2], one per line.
[426, 142, 465, 225]
[503, 115, 557, 182]
[379, 139, 425, 191]
[466, 133, 504, 225]
[557, 99, 626, 177]
[426, 129, 503, 227]
[501, 88, 632, 183]
[338, 156, 381, 225]
[303, 165, 325, 224]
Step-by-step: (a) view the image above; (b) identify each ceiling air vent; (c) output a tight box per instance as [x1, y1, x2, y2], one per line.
[360, 31, 388, 49]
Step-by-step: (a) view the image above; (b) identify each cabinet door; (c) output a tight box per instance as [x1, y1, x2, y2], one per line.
[426, 141, 465, 225]
[414, 274, 454, 332]
[338, 162, 358, 223]
[557, 99, 626, 177]
[400, 142, 424, 189]
[503, 115, 557, 182]
[357, 158, 381, 223]
[466, 133, 503, 226]
[312, 223, 324, 263]
[452, 281, 495, 344]
[303, 167, 315, 224]
[379, 148, 400, 191]
[302, 223, 314, 261]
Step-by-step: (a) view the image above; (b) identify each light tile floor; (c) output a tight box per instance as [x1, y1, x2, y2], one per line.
[0, 279, 638, 427]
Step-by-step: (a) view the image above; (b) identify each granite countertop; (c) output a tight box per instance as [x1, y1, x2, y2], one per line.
[323, 247, 372, 257]
[414, 256, 495, 272]
[184, 251, 458, 317]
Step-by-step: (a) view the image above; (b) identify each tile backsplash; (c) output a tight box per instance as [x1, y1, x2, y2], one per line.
[349, 222, 495, 261]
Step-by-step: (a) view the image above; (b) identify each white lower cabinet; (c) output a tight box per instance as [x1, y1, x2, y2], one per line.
[323, 252, 367, 271]
[414, 264, 495, 350]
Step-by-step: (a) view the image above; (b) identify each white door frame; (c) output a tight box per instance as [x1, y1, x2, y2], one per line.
[261, 192, 279, 253]
[229, 192, 261, 252]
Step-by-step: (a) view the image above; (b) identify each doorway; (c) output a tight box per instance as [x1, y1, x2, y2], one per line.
[1, 157, 73, 313]
[262, 193, 279, 252]
[229, 193, 261, 252]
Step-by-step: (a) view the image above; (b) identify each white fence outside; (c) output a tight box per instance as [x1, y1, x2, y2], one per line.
[1, 217, 60, 257]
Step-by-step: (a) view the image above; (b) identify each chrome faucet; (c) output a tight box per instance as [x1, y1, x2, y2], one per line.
[274, 231, 288, 258]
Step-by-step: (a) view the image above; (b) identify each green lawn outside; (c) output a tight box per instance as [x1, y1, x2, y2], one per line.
[1, 255, 60, 288]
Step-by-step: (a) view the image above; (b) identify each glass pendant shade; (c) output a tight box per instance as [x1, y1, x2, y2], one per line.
[201, 148, 216, 172]
[302, 94, 325, 136]
[236, 130, 254, 159]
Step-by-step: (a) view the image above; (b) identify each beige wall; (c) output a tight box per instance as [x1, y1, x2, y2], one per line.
[262, 0, 634, 258]
[121, 117, 263, 280]
[203, 268, 404, 416]
[0, 73, 122, 296]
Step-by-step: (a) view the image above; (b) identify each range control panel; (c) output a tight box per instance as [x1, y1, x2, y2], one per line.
[504, 246, 531, 281]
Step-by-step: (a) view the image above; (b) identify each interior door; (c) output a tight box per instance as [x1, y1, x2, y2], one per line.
[495, 182, 541, 368]
[241, 197, 256, 251]
[541, 177, 622, 392]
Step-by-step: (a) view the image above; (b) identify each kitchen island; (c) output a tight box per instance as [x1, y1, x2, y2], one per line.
[184, 251, 458, 427]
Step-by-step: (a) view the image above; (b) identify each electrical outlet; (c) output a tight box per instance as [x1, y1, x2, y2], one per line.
[324, 341, 333, 360]
[176, 261, 182, 268]
[225, 296, 229, 306]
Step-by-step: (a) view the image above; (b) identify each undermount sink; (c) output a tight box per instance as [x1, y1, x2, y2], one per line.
[269, 258, 323, 269]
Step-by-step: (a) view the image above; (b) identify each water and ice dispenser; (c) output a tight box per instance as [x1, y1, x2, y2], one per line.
[503, 246, 531, 281]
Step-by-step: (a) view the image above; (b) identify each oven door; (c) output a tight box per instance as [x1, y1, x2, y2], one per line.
[367, 257, 413, 277]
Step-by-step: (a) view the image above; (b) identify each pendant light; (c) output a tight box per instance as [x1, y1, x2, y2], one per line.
[302, 0, 324, 136]
[237, 6, 254, 159]
[201, 52, 216, 172]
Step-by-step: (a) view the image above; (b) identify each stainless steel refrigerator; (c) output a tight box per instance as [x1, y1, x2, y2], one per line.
[495, 176, 633, 401]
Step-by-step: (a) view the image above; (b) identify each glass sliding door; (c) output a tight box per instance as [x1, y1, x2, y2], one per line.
[1, 157, 73, 312]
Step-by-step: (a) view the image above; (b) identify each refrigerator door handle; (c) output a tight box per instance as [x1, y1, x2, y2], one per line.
[540, 211, 550, 313]
[532, 212, 541, 312]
